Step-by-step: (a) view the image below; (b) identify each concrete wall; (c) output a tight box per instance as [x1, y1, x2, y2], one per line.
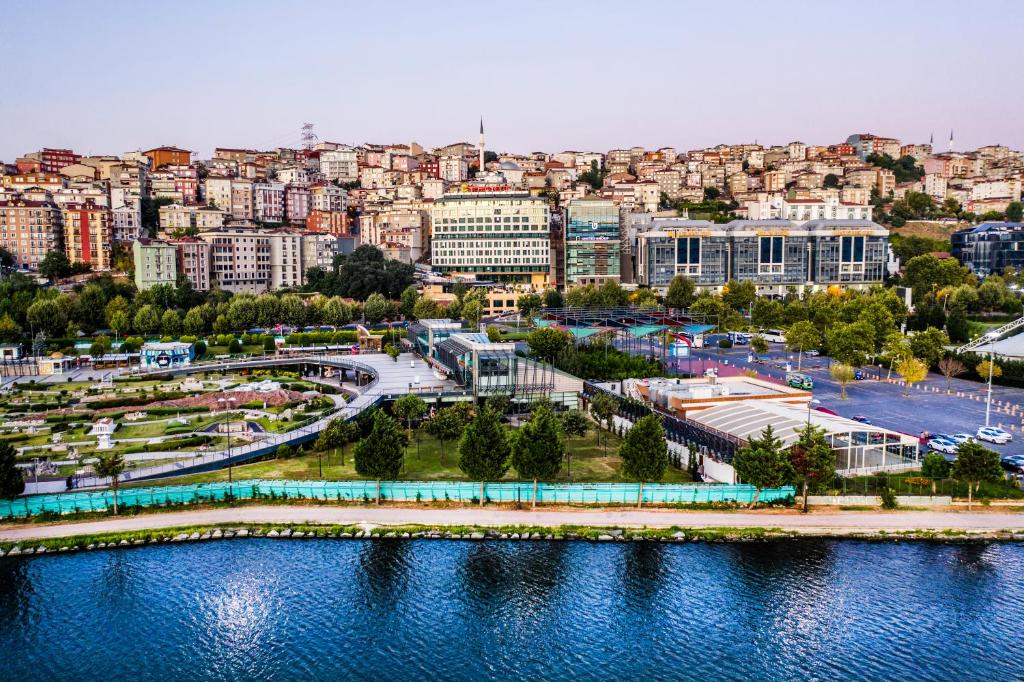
[808, 495, 952, 507]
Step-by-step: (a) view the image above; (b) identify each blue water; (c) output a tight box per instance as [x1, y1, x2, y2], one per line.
[1, 539, 1022, 681]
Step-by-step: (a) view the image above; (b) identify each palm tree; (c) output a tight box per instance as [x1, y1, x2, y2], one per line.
[93, 452, 126, 514]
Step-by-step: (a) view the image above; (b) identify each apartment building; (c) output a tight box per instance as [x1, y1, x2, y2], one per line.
[430, 191, 551, 288]
[1, 173, 66, 192]
[0, 196, 63, 270]
[62, 200, 112, 270]
[253, 182, 285, 223]
[230, 179, 254, 221]
[268, 229, 304, 289]
[306, 209, 350, 235]
[133, 238, 178, 290]
[563, 196, 621, 288]
[171, 237, 212, 291]
[439, 155, 468, 182]
[110, 187, 142, 243]
[309, 183, 348, 212]
[319, 148, 358, 183]
[197, 227, 272, 293]
[359, 207, 427, 263]
[143, 146, 191, 168]
[205, 176, 233, 212]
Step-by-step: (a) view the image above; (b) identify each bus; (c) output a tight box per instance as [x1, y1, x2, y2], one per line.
[758, 329, 787, 343]
[786, 372, 814, 390]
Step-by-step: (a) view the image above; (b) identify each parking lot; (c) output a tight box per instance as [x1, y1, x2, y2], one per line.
[629, 336, 1024, 459]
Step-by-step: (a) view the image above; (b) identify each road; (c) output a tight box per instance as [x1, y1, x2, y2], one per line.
[3, 505, 1024, 542]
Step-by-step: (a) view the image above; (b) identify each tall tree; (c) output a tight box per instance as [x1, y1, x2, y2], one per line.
[951, 441, 1002, 509]
[619, 414, 668, 508]
[830, 362, 855, 399]
[786, 321, 821, 370]
[559, 409, 589, 478]
[937, 357, 966, 394]
[458, 407, 511, 506]
[93, 451, 126, 514]
[423, 402, 473, 464]
[789, 424, 834, 513]
[392, 394, 427, 461]
[589, 392, 618, 454]
[732, 424, 791, 507]
[0, 441, 25, 500]
[526, 327, 572, 361]
[133, 305, 161, 337]
[921, 452, 951, 495]
[511, 402, 563, 508]
[353, 411, 406, 504]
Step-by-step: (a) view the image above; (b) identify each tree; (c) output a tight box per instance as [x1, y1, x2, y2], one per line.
[161, 309, 182, 337]
[462, 299, 483, 328]
[618, 414, 668, 508]
[559, 409, 589, 479]
[830, 362, 855, 399]
[517, 293, 542, 321]
[896, 356, 928, 397]
[183, 307, 207, 336]
[93, 451, 126, 514]
[751, 298, 784, 329]
[789, 424, 835, 512]
[0, 441, 25, 500]
[921, 452, 951, 494]
[663, 274, 696, 309]
[89, 334, 111, 360]
[526, 327, 572, 361]
[786, 321, 821, 370]
[392, 394, 427, 455]
[976, 359, 1002, 382]
[27, 299, 67, 337]
[750, 335, 768, 355]
[458, 407, 511, 506]
[423, 402, 473, 464]
[0, 314, 21, 342]
[1007, 201, 1023, 223]
[400, 285, 420, 319]
[511, 402, 563, 508]
[722, 279, 756, 312]
[732, 425, 791, 507]
[823, 173, 840, 188]
[951, 441, 1002, 509]
[134, 305, 161, 337]
[353, 411, 405, 504]
[363, 293, 389, 324]
[38, 251, 72, 281]
[937, 357, 966, 394]
[826, 321, 873, 366]
[384, 344, 400, 361]
[909, 327, 949, 367]
[542, 288, 564, 309]
[412, 296, 442, 320]
[589, 392, 618, 454]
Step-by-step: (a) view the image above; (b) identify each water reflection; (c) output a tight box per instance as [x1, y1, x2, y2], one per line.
[0, 560, 32, 620]
[356, 539, 410, 609]
[620, 542, 667, 607]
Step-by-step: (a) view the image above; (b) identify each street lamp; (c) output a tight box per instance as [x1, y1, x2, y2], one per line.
[983, 331, 999, 427]
[217, 397, 237, 488]
[806, 398, 820, 426]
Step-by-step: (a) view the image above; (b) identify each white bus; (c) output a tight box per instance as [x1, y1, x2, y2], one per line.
[758, 329, 787, 343]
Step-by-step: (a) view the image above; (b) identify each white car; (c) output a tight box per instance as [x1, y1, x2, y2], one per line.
[948, 433, 974, 444]
[928, 438, 959, 455]
[976, 426, 1013, 444]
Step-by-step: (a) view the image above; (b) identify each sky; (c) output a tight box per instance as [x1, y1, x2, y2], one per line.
[2, 0, 1023, 160]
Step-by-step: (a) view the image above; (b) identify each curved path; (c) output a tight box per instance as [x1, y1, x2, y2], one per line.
[3, 506, 1023, 542]
[24, 352, 454, 495]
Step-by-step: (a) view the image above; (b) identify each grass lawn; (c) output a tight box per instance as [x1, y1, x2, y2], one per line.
[126, 428, 692, 487]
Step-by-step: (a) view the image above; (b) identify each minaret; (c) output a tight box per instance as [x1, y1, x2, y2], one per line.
[949, 129, 954, 153]
[929, 132, 934, 146]
[479, 117, 485, 172]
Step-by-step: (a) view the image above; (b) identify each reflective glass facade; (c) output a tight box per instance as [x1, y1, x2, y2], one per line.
[564, 198, 620, 286]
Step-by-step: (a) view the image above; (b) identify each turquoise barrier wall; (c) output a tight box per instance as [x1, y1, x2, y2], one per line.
[0, 481, 794, 518]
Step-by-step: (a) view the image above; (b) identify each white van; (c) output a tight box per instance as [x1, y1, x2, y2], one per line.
[759, 329, 787, 344]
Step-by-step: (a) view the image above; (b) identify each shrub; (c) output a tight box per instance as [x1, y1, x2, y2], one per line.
[194, 340, 207, 356]
[228, 339, 243, 354]
[719, 338, 733, 349]
[880, 487, 899, 509]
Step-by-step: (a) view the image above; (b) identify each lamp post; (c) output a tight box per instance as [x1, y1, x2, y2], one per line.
[217, 397, 237, 487]
[806, 398, 820, 426]
[983, 331, 999, 428]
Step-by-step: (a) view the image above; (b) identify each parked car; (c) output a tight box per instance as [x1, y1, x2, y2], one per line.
[948, 433, 974, 444]
[1000, 456, 1024, 474]
[977, 426, 1013, 444]
[804, 350, 820, 357]
[852, 415, 871, 424]
[928, 437, 959, 455]
[853, 369, 867, 380]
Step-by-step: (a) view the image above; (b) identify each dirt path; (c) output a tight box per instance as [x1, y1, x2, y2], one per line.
[2, 505, 1023, 542]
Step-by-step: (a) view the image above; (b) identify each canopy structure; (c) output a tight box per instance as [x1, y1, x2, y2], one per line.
[687, 401, 919, 472]
[969, 334, 1024, 360]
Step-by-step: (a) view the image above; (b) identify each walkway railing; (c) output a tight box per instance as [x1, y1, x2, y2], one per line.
[0, 480, 796, 519]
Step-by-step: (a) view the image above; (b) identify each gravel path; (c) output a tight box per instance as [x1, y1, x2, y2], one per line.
[2, 505, 1023, 541]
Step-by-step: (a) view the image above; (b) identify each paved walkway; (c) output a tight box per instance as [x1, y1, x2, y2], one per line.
[3, 506, 1023, 542]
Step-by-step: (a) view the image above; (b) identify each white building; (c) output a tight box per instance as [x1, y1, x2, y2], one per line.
[439, 155, 469, 183]
[319, 148, 358, 183]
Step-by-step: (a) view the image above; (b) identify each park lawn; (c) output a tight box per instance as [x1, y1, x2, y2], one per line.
[124, 427, 691, 487]
[116, 421, 180, 439]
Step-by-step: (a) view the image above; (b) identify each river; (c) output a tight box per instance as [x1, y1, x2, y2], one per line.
[1, 539, 1021, 680]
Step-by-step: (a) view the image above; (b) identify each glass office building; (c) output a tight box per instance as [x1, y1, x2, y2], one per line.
[951, 222, 1024, 276]
[564, 197, 621, 287]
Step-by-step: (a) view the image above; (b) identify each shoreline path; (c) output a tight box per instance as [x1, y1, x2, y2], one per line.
[2, 506, 1024, 542]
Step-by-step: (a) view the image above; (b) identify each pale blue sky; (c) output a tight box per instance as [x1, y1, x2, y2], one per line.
[2, 0, 1021, 160]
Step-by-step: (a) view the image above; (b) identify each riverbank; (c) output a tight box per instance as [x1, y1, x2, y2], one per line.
[3, 505, 1024, 554]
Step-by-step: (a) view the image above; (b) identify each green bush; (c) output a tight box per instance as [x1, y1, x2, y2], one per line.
[228, 339, 243, 354]
[719, 338, 733, 349]
[880, 487, 899, 509]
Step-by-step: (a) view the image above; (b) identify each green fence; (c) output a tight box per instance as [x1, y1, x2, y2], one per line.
[0, 480, 795, 518]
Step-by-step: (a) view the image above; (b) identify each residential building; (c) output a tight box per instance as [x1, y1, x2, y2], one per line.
[62, 200, 112, 269]
[268, 229, 304, 289]
[171, 237, 212, 291]
[285, 184, 311, 225]
[359, 207, 427, 263]
[133, 238, 178, 290]
[253, 182, 285, 223]
[197, 227, 272, 293]
[430, 191, 551, 287]
[0, 196, 63, 270]
[635, 218, 888, 295]
[1, 173, 66, 192]
[306, 209, 350, 235]
[143, 146, 191, 168]
[205, 177, 233, 212]
[563, 196, 621, 287]
[230, 179, 254, 221]
[159, 204, 228, 231]
[319, 148, 358, 183]
[439, 155, 469, 182]
[39, 148, 81, 173]
[110, 187, 142, 243]
[309, 183, 348, 212]
[301, 232, 340, 272]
